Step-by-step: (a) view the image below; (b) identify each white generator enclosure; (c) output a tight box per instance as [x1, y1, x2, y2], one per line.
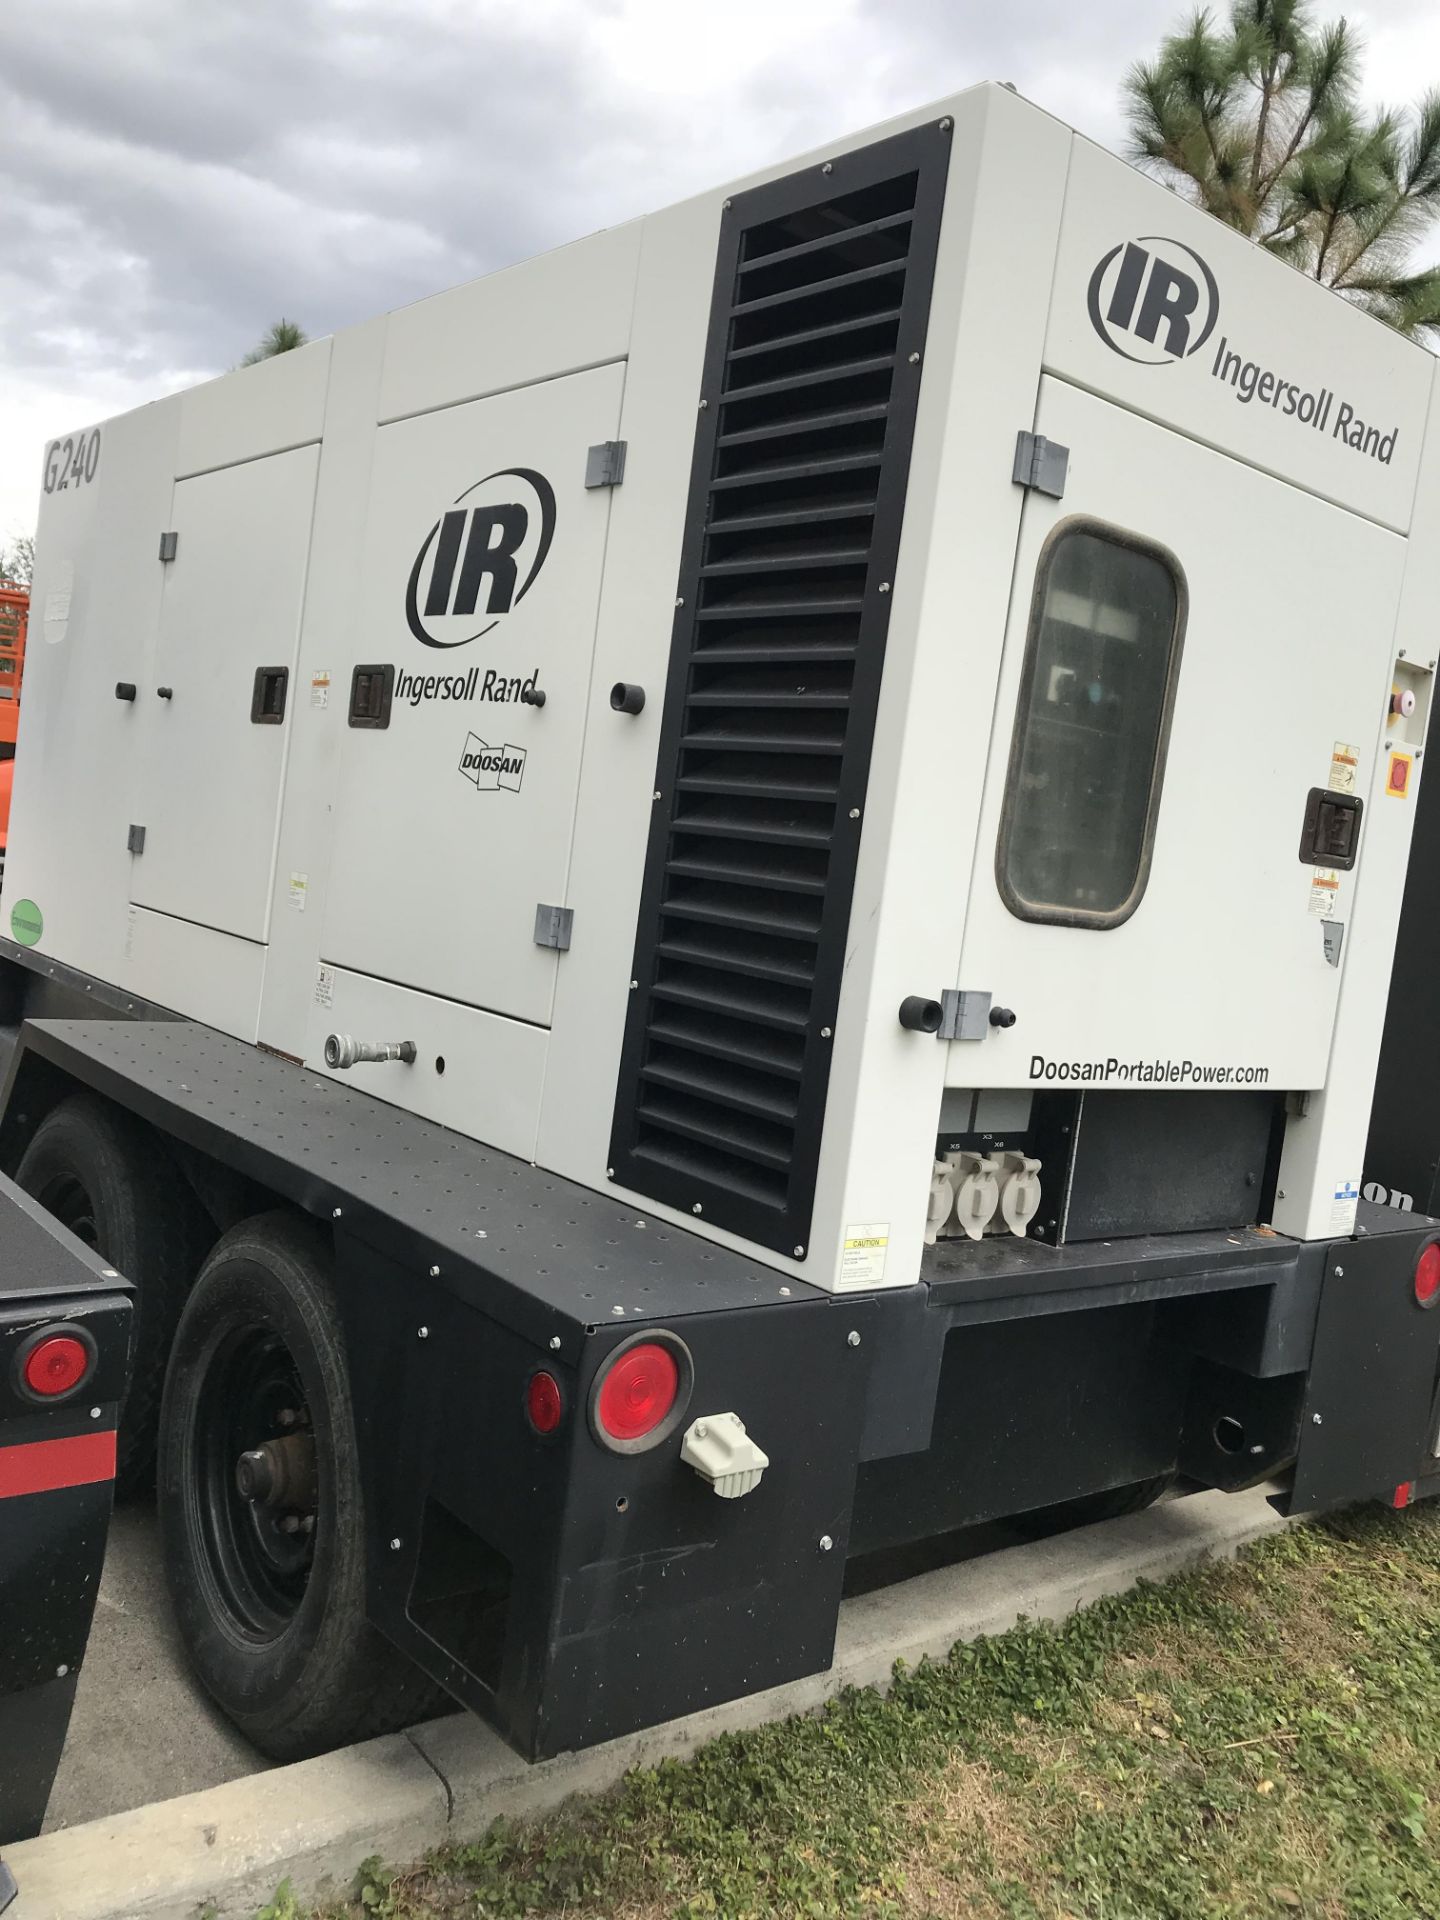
[15, 84, 1440, 1293]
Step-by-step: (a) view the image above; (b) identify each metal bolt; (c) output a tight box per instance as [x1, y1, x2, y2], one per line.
[1249, 1444, 1264, 1455]
[820, 1026, 832, 1039]
[389, 1537, 403, 1551]
[417, 1326, 429, 1340]
[90, 1406, 101, 1419]
[847, 1330, 861, 1347]
[281, 1514, 301, 1535]
[723, 197, 732, 209]
[849, 807, 860, 819]
[428, 1265, 440, 1278]
[1335, 1266, 1344, 1278]
[878, 581, 890, 594]
[819, 1534, 834, 1553]
[549, 1335, 562, 1351]
[939, 116, 953, 131]
[675, 596, 684, 608]
[697, 399, 708, 411]
[1312, 1413, 1323, 1427]
[332, 1206, 343, 1219]
[56, 1664, 68, 1679]
[821, 161, 833, 175]
[1277, 1190, 1286, 1201]
[611, 1305, 625, 1316]
[695, 1421, 708, 1439]
[693, 1203, 703, 1215]
[630, 979, 639, 990]
[780, 1286, 791, 1296]
[1400, 649, 1407, 659]
[794, 1245, 805, 1257]
[607, 1166, 615, 1178]
[908, 351, 921, 365]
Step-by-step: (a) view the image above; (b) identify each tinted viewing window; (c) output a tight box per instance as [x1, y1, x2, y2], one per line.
[997, 520, 1185, 928]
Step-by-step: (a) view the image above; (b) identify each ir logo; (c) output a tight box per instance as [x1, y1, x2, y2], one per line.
[405, 468, 556, 648]
[1086, 236, 1220, 365]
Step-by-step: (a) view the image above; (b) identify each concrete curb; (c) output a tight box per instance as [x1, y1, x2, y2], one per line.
[6, 1488, 1291, 1920]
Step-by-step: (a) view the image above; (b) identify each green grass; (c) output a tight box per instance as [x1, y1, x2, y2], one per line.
[284, 1502, 1440, 1920]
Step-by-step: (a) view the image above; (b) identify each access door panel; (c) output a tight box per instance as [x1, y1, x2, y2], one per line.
[321, 362, 624, 1028]
[132, 445, 319, 942]
[956, 378, 1406, 1092]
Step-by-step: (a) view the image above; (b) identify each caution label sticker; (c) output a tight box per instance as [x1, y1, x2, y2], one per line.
[1328, 741, 1360, 794]
[840, 1223, 889, 1288]
[1308, 869, 1340, 918]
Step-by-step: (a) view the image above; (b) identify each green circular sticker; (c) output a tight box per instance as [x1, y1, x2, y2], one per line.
[9, 899, 43, 947]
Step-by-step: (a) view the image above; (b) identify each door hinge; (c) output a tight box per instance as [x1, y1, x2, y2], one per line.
[584, 441, 627, 489]
[534, 903, 574, 951]
[1012, 431, 1068, 499]
[939, 989, 992, 1041]
[158, 531, 178, 562]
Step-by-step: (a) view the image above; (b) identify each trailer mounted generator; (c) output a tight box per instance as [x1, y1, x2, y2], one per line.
[6, 82, 1440, 1772]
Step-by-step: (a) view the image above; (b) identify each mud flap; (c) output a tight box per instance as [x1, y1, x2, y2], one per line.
[1288, 1229, 1440, 1512]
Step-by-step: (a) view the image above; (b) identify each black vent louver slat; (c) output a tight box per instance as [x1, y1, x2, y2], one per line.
[609, 122, 950, 1257]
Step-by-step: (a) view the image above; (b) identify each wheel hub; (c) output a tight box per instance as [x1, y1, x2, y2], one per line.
[236, 1431, 317, 1510]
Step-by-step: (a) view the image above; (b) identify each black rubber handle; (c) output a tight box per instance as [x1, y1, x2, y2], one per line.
[156, 686, 173, 700]
[115, 682, 136, 702]
[520, 684, 547, 708]
[898, 996, 943, 1033]
[610, 682, 646, 715]
[989, 1006, 1017, 1029]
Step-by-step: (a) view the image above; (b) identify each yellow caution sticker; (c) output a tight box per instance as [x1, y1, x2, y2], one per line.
[840, 1223, 889, 1287]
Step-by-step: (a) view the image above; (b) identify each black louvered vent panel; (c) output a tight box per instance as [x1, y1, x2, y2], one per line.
[610, 123, 950, 1256]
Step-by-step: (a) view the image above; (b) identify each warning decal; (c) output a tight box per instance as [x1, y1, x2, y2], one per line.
[1308, 869, 1340, 918]
[1328, 742, 1360, 794]
[840, 1223, 889, 1288]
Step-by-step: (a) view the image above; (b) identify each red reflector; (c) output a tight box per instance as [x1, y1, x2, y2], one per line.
[22, 1334, 92, 1398]
[0, 1430, 116, 1500]
[597, 1342, 679, 1442]
[1417, 1243, 1440, 1308]
[1394, 1481, 1415, 1510]
[526, 1370, 564, 1434]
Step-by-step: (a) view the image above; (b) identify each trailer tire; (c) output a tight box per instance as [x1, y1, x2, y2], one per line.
[1008, 1474, 1174, 1541]
[15, 1093, 209, 1496]
[158, 1210, 440, 1761]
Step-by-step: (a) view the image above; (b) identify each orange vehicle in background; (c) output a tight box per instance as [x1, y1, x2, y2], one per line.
[0, 585, 27, 883]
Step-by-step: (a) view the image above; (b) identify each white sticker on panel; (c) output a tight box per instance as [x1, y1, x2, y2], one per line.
[314, 963, 335, 1009]
[1328, 742, 1359, 794]
[1308, 869, 1340, 918]
[1331, 1179, 1359, 1234]
[840, 1223, 889, 1287]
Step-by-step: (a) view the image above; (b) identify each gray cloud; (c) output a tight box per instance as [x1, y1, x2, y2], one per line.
[1, 0, 1434, 521]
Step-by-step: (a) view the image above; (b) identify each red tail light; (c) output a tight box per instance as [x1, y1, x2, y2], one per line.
[526, 1369, 564, 1435]
[19, 1330, 95, 1400]
[1416, 1242, 1440, 1309]
[591, 1334, 692, 1451]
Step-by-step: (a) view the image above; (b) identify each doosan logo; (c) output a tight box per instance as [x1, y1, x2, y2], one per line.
[405, 468, 556, 649]
[1087, 236, 1220, 364]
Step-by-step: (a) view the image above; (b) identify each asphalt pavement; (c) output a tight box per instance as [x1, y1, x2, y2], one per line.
[43, 1506, 269, 1832]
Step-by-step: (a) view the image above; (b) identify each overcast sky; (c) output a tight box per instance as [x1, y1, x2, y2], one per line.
[2, 0, 1438, 548]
